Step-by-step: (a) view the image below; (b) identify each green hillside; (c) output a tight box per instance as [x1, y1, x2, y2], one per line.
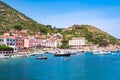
[0, 1, 51, 34]
[62, 25, 120, 46]
[0, 1, 119, 46]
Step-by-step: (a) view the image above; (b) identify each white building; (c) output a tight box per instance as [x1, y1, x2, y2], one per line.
[0, 37, 17, 52]
[45, 39, 61, 48]
[46, 40, 57, 48]
[69, 37, 86, 49]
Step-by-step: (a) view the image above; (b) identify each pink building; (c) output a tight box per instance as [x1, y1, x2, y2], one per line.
[15, 37, 24, 49]
[23, 35, 62, 48]
[24, 39, 43, 48]
[24, 39, 32, 48]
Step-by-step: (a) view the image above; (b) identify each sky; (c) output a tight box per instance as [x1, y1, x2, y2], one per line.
[2, 0, 120, 38]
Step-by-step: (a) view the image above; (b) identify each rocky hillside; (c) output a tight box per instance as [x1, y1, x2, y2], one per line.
[62, 25, 120, 46]
[0, 1, 50, 34]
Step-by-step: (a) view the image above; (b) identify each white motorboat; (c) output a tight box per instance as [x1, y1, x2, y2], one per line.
[0, 54, 10, 59]
[54, 50, 71, 56]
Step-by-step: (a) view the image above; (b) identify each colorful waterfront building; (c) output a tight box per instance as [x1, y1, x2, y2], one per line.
[24, 38, 42, 48]
[15, 37, 24, 49]
[24, 38, 31, 48]
[69, 37, 86, 49]
[45, 35, 62, 48]
[45, 38, 61, 48]
[0, 36, 17, 52]
[45, 40, 57, 48]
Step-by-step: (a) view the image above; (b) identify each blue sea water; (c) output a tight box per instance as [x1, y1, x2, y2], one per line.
[0, 52, 120, 80]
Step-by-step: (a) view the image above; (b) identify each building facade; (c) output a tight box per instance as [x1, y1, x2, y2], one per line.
[5, 37, 17, 52]
[0, 37, 5, 45]
[69, 37, 86, 49]
[15, 37, 24, 49]
[0, 37, 17, 52]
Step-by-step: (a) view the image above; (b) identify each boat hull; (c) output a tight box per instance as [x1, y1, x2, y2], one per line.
[36, 56, 47, 60]
[54, 53, 70, 56]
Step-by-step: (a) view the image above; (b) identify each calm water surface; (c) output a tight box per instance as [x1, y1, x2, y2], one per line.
[0, 53, 120, 80]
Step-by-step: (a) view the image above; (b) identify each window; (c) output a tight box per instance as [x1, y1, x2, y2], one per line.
[7, 43, 9, 45]
[14, 48, 16, 50]
[7, 39, 9, 41]
[1, 39, 4, 42]
[10, 43, 12, 45]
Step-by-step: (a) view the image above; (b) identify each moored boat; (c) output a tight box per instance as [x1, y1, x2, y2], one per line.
[36, 56, 47, 60]
[35, 53, 47, 60]
[0, 54, 10, 59]
[29, 54, 38, 56]
[93, 50, 110, 55]
[54, 50, 71, 57]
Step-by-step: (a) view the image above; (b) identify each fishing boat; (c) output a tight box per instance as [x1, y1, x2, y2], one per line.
[54, 50, 71, 56]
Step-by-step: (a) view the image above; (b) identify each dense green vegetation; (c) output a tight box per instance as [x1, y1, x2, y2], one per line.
[60, 39, 69, 49]
[0, 45, 13, 51]
[14, 25, 23, 30]
[0, 1, 53, 34]
[62, 25, 120, 46]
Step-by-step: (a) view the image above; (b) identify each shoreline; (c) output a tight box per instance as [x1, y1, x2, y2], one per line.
[0, 44, 120, 59]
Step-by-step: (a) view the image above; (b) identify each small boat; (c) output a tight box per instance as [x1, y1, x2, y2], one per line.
[44, 51, 49, 54]
[93, 50, 109, 55]
[69, 52, 76, 55]
[54, 53, 70, 56]
[11, 54, 25, 58]
[36, 56, 47, 60]
[36, 53, 47, 60]
[30, 54, 38, 56]
[54, 50, 71, 57]
[0, 54, 10, 59]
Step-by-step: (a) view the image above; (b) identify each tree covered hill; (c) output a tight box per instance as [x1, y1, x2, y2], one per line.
[62, 25, 120, 46]
[0, 1, 119, 46]
[0, 1, 52, 34]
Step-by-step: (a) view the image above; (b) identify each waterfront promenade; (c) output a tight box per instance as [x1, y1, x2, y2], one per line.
[0, 44, 120, 59]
